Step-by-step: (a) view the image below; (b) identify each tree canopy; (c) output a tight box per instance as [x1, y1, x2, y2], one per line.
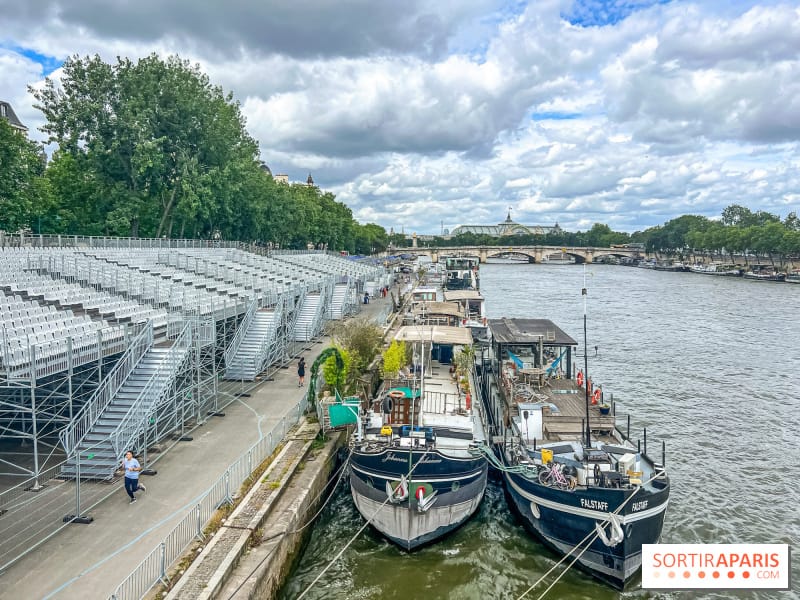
[0, 119, 50, 233]
[17, 53, 389, 252]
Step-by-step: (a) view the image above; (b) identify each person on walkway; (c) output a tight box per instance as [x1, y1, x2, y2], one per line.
[298, 357, 306, 387]
[123, 450, 146, 503]
[363, 291, 370, 304]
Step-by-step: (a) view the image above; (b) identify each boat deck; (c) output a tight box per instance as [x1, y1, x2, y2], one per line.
[500, 364, 616, 442]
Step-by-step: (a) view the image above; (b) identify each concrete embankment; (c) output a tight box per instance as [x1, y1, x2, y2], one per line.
[163, 421, 345, 599]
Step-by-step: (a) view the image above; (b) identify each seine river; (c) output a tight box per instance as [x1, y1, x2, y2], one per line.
[281, 264, 799, 600]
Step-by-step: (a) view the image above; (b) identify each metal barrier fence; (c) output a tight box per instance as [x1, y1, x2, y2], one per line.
[109, 394, 309, 600]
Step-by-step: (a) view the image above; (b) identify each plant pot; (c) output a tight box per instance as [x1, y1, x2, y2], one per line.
[599, 405, 611, 415]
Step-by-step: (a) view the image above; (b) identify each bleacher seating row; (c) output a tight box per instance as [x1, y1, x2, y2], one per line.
[1, 246, 383, 381]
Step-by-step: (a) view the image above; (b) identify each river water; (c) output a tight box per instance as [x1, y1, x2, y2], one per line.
[280, 264, 800, 600]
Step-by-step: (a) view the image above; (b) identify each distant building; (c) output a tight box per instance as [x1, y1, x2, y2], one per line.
[274, 174, 289, 184]
[450, 211, 561, 237]
[0, 100, 27, 133]
[307, 173, 315, 186]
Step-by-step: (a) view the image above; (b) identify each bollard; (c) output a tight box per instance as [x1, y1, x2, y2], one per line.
[644, 427, 647, 456]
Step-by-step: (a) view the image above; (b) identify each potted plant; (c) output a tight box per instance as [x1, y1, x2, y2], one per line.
[599, 403, 611, 415]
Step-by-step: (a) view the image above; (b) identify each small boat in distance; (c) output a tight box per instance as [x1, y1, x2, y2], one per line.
[653, 261, 688, 272]
[785, 270, 800, 284]
[443, 255, 480, 290]
[689, 263, 743, 276]
[743, 266, 785, 281]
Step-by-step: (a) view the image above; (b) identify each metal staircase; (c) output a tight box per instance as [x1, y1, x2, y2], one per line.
[60, 323, 193, 480]
[224, 299, 284, 381]
[329, 283, 350, 320]
[292, 292, 323, 341]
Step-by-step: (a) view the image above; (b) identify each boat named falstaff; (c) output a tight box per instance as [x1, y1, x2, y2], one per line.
[349, 325, 488, 549]
[478, 315, 670, 589]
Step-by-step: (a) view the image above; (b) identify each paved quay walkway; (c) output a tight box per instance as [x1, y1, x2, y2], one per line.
[0, 290, 398, 600]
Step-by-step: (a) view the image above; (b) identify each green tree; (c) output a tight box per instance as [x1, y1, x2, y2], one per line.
[721, 205, 755, 227]
[32, 54, 261, 238]
[322, 345, 351, 393]
[381, 340, 407, 379]
[0, 119, 51, 232]
[329, 318, 383, 373]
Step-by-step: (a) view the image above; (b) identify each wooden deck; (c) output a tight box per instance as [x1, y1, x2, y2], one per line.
[502, 366, 616, 441]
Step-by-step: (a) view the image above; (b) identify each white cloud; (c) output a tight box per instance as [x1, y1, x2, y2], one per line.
[2, 0, 799, 234]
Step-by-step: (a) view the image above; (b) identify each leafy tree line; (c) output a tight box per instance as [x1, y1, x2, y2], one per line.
[1, 54, 388, 255]
[394, 208, 800, 264]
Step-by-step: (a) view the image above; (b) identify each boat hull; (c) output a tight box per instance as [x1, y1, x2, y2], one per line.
[503, 470, 670, 589]
[349, 448, 488, 550]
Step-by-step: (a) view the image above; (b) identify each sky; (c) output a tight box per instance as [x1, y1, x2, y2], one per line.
[1, 0, 799, 235]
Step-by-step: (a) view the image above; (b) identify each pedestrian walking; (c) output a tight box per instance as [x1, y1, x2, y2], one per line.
[123, 450, 146, 503]
[298, 357, 306, 387]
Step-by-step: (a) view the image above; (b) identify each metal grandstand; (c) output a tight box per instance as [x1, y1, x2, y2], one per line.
[0, 236, 385, 571]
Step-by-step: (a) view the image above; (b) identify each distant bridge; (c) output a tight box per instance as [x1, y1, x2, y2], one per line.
[388, 245, 642, 264]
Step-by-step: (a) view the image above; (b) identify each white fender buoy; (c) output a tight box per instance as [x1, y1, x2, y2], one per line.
[530, 501, 540, 519]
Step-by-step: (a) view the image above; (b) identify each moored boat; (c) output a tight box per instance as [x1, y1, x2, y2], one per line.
[785, 270, 800, 284]
[743, 266, 785, 281]
[349, 325, 488, 550]
[653, 261, 688, 272]
[689, 263, 742, 276]
[443, 289, 488, 340]
[477, 314, 670, 589]
[444, 255, 480, 290]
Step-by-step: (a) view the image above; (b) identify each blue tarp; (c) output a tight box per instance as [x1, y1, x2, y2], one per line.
[546, 350, 567, 375]
[507, 351, 524, 369]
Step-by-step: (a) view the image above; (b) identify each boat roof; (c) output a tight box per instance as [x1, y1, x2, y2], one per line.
[394, 325, 473, 345]
[488, 317, 577, 346]
[443, 290, 483, 301]
[411, 301, 463, 317]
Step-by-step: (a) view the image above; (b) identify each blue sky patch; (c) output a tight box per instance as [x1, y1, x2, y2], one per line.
[531, 111, 582, 121]
[4, 45, 64, 75]
[563, 0, 671, 27]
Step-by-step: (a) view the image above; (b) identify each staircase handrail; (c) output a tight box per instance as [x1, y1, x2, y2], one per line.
[110, 322, 193, 459]
[224, 299, 257, 367]
[259, 294, 285, 357]
[59, 322, 154, 456]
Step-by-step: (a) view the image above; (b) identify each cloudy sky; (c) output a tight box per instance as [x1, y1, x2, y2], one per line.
[2, 0, 799, 234]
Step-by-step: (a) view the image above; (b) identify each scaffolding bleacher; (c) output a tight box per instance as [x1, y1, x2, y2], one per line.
[0, 236, 385, 573]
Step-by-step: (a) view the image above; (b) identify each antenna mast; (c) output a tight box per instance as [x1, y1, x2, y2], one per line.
[582, 266, 591, 449]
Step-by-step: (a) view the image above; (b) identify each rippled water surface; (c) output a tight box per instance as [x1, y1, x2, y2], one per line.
[281, 264, 800, 600]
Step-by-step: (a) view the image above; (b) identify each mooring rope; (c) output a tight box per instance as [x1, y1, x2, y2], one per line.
[516, 468, 666, 600]
[295, 448, 432, 600]
[222, 443, 355, 600]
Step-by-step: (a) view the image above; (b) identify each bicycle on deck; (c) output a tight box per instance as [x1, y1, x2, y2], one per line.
[537, 461, 577, 490]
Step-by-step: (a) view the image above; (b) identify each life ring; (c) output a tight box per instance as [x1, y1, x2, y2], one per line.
[465, 393, 471, 410]
[592, 388, 601, 405]
[576, 371, 584, 387]
[389, 390, 405, 400]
